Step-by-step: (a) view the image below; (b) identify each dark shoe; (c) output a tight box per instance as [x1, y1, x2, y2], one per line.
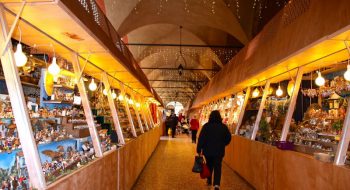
[214, 185, 220, 190]
[206, 179, 212, 186]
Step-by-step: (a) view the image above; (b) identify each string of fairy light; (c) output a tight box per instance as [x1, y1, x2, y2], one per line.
[133, 0, 290, 20]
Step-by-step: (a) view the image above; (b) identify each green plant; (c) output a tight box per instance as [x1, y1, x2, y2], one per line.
[259, 118, 271, 142]
[332, 120, 343, 132]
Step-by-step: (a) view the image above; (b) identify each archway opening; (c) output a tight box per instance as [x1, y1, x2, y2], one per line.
[166, 101, 184, 116]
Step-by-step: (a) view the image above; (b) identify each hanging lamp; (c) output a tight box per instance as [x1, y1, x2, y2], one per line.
[276, 83, 283, 97]
[89, 78, 97, 91]
[315, 71, 325, 86]
[14, 27, 27, 67]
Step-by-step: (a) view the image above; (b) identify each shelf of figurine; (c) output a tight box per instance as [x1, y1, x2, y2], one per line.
[98, 129, 115, 153]
[42, 140, 97, 184]
[291, 102, 345, 156]
[128, 107, 140, 132]
[238, 115, 256, 138]
[139, 114, 148, 131]
[62, 116, 102, 138]
[42, 88, 74, 105]
[256, 97, 290, 144]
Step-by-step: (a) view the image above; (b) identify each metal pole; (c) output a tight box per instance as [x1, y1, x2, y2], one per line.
[101, 73, 125, 144]
[334, 97, 350, 165]
[235, 87, 251, 135]
[0, 5, 46, 189]
[71, 53, 103, 157]
[251, 80, 271, 140]
[120, 82, 137, 137]
[280, 67, 304, 141]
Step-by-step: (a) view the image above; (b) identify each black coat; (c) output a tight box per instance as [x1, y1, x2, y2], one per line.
[196, 121, 231, 157]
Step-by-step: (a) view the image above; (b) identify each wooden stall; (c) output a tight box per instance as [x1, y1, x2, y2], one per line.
[48, 125, 161, 190]
[224, 135, 350, 190]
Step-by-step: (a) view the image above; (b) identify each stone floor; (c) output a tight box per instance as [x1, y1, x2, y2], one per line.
[132, 135, 254, 190]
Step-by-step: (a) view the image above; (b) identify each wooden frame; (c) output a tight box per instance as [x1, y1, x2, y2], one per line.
[101, 72, 126, 145]
[0, 4, 46, 189]
[251, 80, 271, 140]
[235, 87, 251, 135]
[132, 93, 144, 134]
[334, 97, 350, 165]
[120, 82, 137, 137]
[71, 53, 103, 156]
[280, 67, 304, 141]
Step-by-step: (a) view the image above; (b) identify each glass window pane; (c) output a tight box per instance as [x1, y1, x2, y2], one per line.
[115, 92, 135, 141]
[238, 81, 267, 138]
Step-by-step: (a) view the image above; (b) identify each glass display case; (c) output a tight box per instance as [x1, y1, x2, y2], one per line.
[126, 95, 142, 135]
[238, 81, 267, 138]
[116, 93, 135, 141]
[288, 68, 349, 160]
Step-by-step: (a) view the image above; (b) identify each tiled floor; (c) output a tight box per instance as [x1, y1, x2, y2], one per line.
[132, 135, 254, 190]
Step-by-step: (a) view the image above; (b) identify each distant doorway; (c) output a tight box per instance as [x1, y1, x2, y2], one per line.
[166, 101, 184, 115]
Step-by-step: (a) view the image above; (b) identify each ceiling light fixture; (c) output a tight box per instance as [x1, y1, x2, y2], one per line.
[175, 26, 187, 76]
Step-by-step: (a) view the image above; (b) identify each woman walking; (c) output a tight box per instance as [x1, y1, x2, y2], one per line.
[190, 115, 199, 143]
[196, 110, 231, 190]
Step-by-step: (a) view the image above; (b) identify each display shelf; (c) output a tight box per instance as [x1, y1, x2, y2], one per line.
[42, 100, 73, 104]
[53, 84, 74, 90]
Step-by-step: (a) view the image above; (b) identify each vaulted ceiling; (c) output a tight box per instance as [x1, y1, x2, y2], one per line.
[103, 0, 289, 107]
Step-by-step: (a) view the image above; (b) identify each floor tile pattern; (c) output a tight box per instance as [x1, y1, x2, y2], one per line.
[132, 135, 254, 190]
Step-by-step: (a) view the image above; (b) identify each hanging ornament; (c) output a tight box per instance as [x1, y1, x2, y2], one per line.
[315, 71, 325, 86]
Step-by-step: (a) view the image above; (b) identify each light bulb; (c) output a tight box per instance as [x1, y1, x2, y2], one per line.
[252, 88, 260, 98]
[88, 78, 97, 91]
[48, 57, 60, 75]
[276, 85, 283, 97]
[344, 65, 350, 81]
[118, 94, 124, 101]
[136, 102, 141, 108]
[14, 43, 27, 67]
[315, 71, 325, 86]
[103, 88, 108, 95]
[111, 90, 117, 99]
[129, 99, 134, 105]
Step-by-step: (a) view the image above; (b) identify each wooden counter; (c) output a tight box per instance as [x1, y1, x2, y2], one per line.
[224, 135, 350, 190]
[47, 125, 161, 190]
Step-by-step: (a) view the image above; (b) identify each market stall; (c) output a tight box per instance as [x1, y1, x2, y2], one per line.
[0, 0, 162, 189]
[194, 1, 350, 189]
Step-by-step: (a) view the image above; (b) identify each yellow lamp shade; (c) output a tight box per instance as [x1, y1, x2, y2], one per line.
[44, 72, 54, 96]
[268, 87, 274, 95]
[287, 80, 295, 96]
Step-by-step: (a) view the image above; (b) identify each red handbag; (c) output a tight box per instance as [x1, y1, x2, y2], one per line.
[200, 163, 211, 179]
